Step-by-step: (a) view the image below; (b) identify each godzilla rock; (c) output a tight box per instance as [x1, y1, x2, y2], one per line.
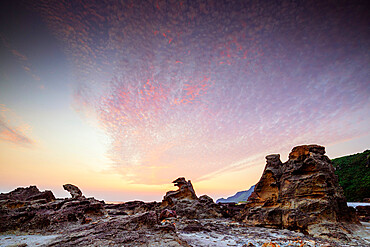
[63, 183, 83, 199]
[243, 144, 360, 239]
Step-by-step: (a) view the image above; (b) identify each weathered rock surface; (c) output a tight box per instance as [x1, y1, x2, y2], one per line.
[162, 177, 198, 207]
[161, 177, 222, 219]
[0, 185, 55, 203]
[356, 206, 370, 222]
[0, 175, 368, 246]
[63, 184, 83, 199]
[105, 201, 159, 216]
[45, 211, 190, 247]
[243, 144, 360, 240]
[0, 185, 106, 233]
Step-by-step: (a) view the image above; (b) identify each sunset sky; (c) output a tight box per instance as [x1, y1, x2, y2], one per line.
[0, 0, 369, 202]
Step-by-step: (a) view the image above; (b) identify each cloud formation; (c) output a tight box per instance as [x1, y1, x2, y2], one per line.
[32, 0, 370, 184]
[0, 105, 35, 147]
[0, 34, 41, 82]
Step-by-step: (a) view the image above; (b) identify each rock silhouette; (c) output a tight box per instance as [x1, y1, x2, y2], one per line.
[63, 183, 83, 199]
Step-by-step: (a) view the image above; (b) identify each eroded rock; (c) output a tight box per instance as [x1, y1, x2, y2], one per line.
[161, 177, 222, 219]
[160, 209, 177, 221]
[356, 206, 370, 222]
[243, 144, 360, 240]
[0, 186, 55, 203]
[63, 184, 83, 199]
[0, 185, 106, 233]
[162, 177, 198, 207]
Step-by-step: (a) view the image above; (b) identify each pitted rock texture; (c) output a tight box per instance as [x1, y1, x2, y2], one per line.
[161, 177, 222, 219]
[0, 186, 55, 203]
[243, 144, 359, 240]
[0, 185, 106, 233]
[162, 177, 198, 207]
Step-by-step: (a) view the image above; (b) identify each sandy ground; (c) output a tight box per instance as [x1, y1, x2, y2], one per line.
[0, 234, 60, 247]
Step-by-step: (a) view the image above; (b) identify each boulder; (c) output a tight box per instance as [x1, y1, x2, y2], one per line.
[243, 144, 360, 239]
[63, 184, 83, 199]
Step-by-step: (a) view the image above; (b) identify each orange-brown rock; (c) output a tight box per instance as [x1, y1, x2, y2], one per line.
[161, 177, 222, 219]
[162, 177, 198, 207]
[243, 144, 360, 240]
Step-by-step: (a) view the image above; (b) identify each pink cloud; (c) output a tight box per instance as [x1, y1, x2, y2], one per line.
[0, 105, 35, 147]
[31, 0, 370, 184]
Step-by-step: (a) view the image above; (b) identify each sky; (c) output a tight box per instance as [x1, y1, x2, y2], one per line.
[0, 0, 369, 202]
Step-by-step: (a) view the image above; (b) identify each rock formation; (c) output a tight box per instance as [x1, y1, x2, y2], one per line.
[0, 185, 105, 232]
[161, 177, 222, 219]
[0, 175, 368, 246]
[162, 177, 198, 207]
[63, 183, 83, 199]
[243, 144, 360, 240]
[0, 185, 55, 203]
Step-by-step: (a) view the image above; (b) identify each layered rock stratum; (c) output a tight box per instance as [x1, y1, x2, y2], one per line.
[243, 144, 360, 241]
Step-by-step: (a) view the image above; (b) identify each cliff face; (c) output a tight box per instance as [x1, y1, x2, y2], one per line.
[244, 145, 359, 240]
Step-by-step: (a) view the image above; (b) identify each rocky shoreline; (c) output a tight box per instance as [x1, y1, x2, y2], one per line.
[1, 145, 369, 246]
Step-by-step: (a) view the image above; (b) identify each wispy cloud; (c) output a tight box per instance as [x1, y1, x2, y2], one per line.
[0, 105, 35, 147]
[31, 0, 370, 184]
[0, 34, 41, 83]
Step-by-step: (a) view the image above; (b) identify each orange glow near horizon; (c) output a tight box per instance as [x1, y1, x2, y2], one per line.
[0, 0, 369, 203]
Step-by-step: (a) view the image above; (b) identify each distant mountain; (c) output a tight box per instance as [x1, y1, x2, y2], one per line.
[332, 149, 370, 202]
[216, 185, 255, 203]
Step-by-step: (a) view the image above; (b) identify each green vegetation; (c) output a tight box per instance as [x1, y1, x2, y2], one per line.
[332, 149, 370, 202]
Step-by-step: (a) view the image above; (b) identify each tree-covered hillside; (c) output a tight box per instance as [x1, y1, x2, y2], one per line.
[332, 149, 370, 202]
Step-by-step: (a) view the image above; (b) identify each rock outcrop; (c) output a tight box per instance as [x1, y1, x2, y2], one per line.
[0, 185, 55, 203]
[162, 177, 198, 207]
[243, 144, 360, 240]
[0, 185, 106, 232]
[63, 183, 83, 199]
[161, 177, 222, 219]
[105, 201, 159, 216]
